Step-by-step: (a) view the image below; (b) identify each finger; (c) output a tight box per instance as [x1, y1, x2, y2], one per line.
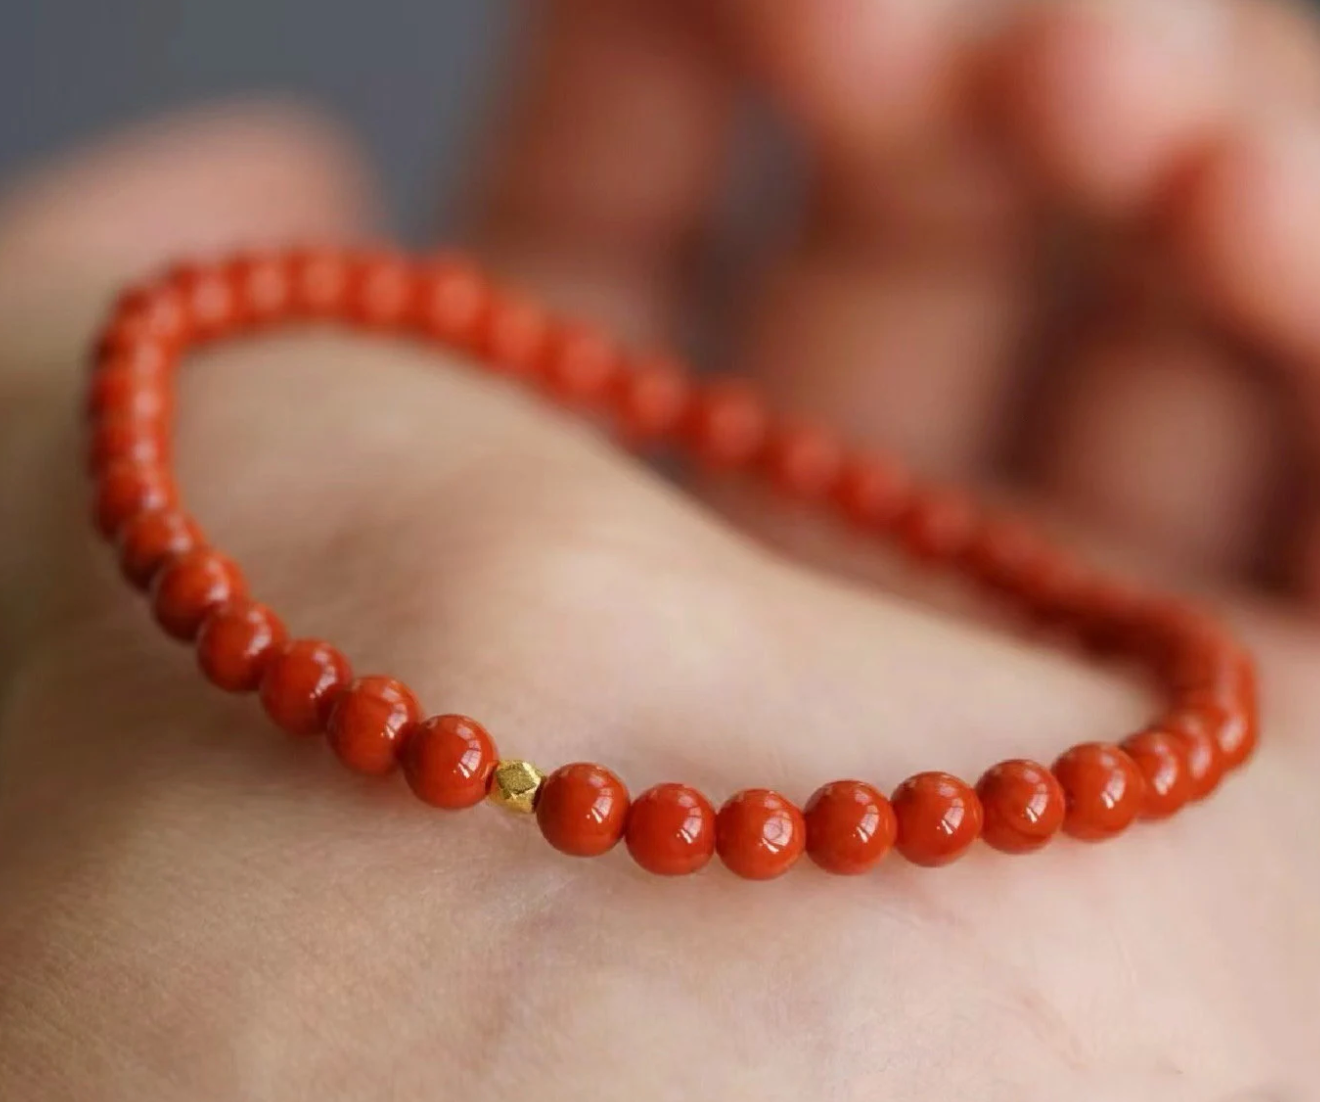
[0, 102, 377, 657]
[717, 0, 1032, 480]
[998, 0, 1306, 578]
[467, 0, 734, 341]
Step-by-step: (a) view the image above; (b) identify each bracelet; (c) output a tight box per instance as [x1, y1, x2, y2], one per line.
[86, 246, 1258, 880]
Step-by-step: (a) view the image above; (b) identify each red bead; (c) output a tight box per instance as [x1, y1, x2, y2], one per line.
[536, 762, 630, 857]
[151, 548, 246, 641]
[804, 780, 896, 875]
[88, 414, 169, 474]
[290, 248, 354, 317]
[196, 599, 287, 693]
[416, 258, 489, 349]
[687, 381, 770, 468]
[897, 487, 977, 563]
[891, 772, 983, 867]
[326, 676, 420, 776]
[94, 340, 174, 381]
[351, 252, 418, 329]
[229, 252, 295, 324]
[625, 783, 717, 876]
[401, 714, 498, 810]
[260, 639, 353, 737]
[715, 788, 805, 880]
[764, 424, 844, 500]
[87, 366, 172, 422]
[1052, 743, 1146, 842]
[975, 759, 1066, 854]
[614, 355, 691, 444]
[483, 292, 551, 377]
[1162, 705, 1228, 801]
[544, 324, 622, 406]
[99, 283, 191, 355]
[94, 460, 178, 538]
[171, 263, 244, 341]
[962, 518, 1051, 595]
[117, 508, 204, 589]
[833, 452, 911, 530]
[1121, 729, 1193, 820]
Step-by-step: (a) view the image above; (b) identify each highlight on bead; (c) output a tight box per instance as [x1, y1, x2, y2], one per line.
[85, 246, 1261, 883]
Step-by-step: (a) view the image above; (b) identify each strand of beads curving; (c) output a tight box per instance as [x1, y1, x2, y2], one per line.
[86, 247, 1258, 880]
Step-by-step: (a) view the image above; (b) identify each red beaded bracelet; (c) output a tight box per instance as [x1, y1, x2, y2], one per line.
[86, 246, 1258, 880]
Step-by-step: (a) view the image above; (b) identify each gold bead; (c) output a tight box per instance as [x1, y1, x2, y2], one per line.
[488, 759, 544, 814]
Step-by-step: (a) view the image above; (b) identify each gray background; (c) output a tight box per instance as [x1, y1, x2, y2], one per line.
[0, 0, 510, 234]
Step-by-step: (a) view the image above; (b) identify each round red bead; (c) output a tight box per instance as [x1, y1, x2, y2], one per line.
[1122, 729, 1193, 820]
[326, 676, 420, 776]
[196, 599, 287, 693]
[804, 780, 896, 875]
[897, 488, 977, 563]
[536, 762, 631, 858]
[891, 771, 983, 867]
[117, 508, 203, 589]
[88, 414, 169, 473]
[625, 783, 717, 876]
[715, 788, 805, 880]
[482, 292, 550, 377]
[1052, 743, 1146, 842]
[544, 324, 622, 406]
[94, 460, 177, 538]
[765, 425, 844, 500]
[687, 382, 770, 468]
[614, 355, 690, 443]
[402, 714, 498, 810]
[975, 759, 1066, 854]
[151, 548, 246, 641]
[259, 639, 353, 737]
[416, 259, 488, 349]
[1162, 705, 1228, 801]
[833, 452, 911, 530]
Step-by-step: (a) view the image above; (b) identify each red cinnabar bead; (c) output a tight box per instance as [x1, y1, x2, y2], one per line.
[544, 324, 622, 406]
[196, 599, 287, 693]
[260, 639, 352, 737]
[483, 293, 551, 377]
[417, 259, 488, 348]
[833, 453, 911, 530]
[1121, 729, 1193, 820]
[151, 548, 246, 641]
[765, 425, 845, 500]
[975, 759, 1066, 854]
[1052, 743, 1146, 841]
[804, 780, 896, 875]
[614, 355, 690, 443]
[1162, 705, 1228, 800]
[891, 772, 983, 867]
[715, 789, 805, 880]
[537, 762, 631, 857]
[687, 381, 770, 468]
[117, 507, 203, 589]
[326, 676, 420, 776]
[88, 414, 169, 473]
[94, 460, 177, 537]
[625, 783, 717, 876]
[402, 714, 498, 809]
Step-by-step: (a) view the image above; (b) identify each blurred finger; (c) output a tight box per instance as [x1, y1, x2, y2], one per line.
[468, 0, 734, 341]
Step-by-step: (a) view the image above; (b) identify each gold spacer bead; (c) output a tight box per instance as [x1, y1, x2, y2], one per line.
[488, 759, 545, 814]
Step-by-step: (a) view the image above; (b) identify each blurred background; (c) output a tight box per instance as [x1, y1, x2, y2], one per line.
[0, 0, 508, 234]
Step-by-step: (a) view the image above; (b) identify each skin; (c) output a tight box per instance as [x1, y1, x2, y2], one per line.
[1, 1, 1319, 1098]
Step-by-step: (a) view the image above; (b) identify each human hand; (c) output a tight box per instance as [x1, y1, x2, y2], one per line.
[1, 2, 1318, 1099]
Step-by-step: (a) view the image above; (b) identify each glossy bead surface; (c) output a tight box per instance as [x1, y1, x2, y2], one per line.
[537, 762, 630, 857]
[891, 772, 983, 867]
[117, 507, 203, 589]
[1162, 705, 1228, 800]
[290, 249, 353, 316]
[87, 366, 171, 421]
[151, 548, 246, 641]
[483, 293, 551, 377]
[260, 639, 353, 737]
[88, 414, 168, 473]
[196, 599, 287, 692]
[715, 788, 805, 880]
[897, 488, 977, 563]
[351, 252, 417, 329]
[626, 783, 717, 876]
[1121, 729, 1193, 820]
[1052, 743, 1146, 841]
[94, 460, 177, 537]
[326, 676, 420, 776]
[975, 759, 1066, 854]
[402, 714, 498, 809]
[804, 780, 896, 875]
